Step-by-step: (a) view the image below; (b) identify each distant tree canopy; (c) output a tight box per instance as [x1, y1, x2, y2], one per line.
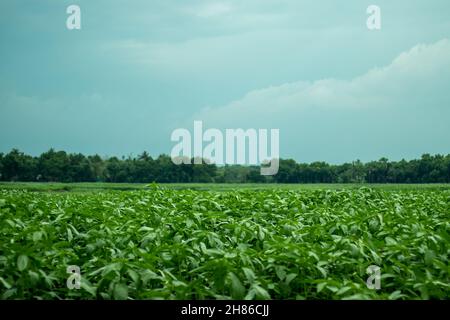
[0, 149, 449, 183]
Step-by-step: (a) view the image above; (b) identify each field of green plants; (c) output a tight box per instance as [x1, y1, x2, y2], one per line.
[0, 185, 448, 300]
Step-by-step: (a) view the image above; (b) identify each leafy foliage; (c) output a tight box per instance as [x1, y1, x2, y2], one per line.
[0, 187, 448, 299]
[1, 149, 450, 183]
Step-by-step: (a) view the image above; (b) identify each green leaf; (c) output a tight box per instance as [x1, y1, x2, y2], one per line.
[172, 280, 188, 287]
[258, 227, 265, 241]
[17, 255, 29, 271]
[285, 273, 297, 285]
[67, 228, 73, 242]
[308, 251, 320, 261]
[253, 285, 270, 300]
[0, 277, 12, 289]
[32, 231, 43, 242]
[127, 269, 140, 284]
[317, 266, 327, 278]
[385, 237, 397, 246]
[2, 289, 16, 299]
[229, 272, 245, 299]
[80, 280, 97, 297]
[275, 266, 286, 280]
[327, 285, 339, 293]
[317, 282, 327, 293]
[336, 286, 352, 295]
[342, 294, 370, 300]
[388, 290, 406, 300]
[242, 267, 256, 284]
[113, 283, 128, 300]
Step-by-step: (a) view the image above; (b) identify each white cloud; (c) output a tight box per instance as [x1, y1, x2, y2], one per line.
[195, 2, 233, 18]
[192, 39, 450, 128]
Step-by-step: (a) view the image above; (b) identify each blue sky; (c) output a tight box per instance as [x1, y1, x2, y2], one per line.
[1, 0, 449, 163]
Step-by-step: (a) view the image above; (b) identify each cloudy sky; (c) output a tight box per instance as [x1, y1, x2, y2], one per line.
[1, 0, 449, 163]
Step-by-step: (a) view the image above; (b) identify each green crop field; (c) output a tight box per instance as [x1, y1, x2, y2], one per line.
[1, 182, 450, 192]
[0, 184, 449, 300]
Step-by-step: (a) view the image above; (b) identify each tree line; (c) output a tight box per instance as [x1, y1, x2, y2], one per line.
[0, 149, 449, 183]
